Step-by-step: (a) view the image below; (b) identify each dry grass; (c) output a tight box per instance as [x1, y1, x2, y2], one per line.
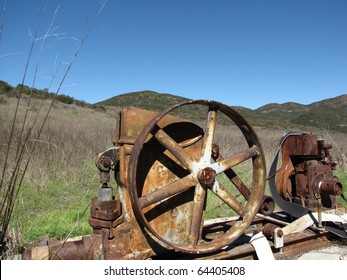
[0, 0, 108, 257]
[0, 95, 119, 252]
[0, 95, 346, 252]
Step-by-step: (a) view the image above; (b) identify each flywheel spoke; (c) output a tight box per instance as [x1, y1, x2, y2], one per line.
[211, 145, 259, 174]
[155, 128, 196, 171]
[224, 168, 251, 199]
[128, 100, 266, 254]
[139, 174, 198, 209]
[201, 108, 217, 164]
[188, 184, 207, 247]
[210, 181, 245, 216]
[214, 153, 252, 199]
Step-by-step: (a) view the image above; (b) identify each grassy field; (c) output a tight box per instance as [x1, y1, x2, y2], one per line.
[0, 96, 119, 250]
[0, 95, 346, 253]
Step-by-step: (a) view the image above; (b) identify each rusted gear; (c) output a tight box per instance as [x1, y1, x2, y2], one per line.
[128, 100, 266, 254]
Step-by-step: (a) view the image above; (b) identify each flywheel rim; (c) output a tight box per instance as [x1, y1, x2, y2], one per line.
[128, 100, 266, 254]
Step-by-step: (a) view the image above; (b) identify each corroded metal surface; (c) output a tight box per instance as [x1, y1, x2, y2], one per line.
[275, 134, 343, 210]
[22, 235, 103, 260]
[128, 100, 266, 254]
[20, 101, 346, 261]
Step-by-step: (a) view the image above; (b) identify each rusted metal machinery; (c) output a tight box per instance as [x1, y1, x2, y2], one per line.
[275, 133, 342, 209]
[22, 100, 346, 260]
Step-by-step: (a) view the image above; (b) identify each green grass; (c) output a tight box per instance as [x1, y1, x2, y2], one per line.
[1, 95, 346, 252]
[13, 164, 346, 246]
[205, 165, 250, 219]
[11, 162, 98, 246]
[16, 208, 91, 243]
[0, 96, 117, 249]
[335, 168, 347, 208]
[335, 168, 347, 190]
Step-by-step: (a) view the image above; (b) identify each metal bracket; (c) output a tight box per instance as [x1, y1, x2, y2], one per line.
[274, 228, 284, 249]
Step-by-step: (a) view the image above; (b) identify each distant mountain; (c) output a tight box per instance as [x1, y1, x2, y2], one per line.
[252, 94, 347, 132]
[1, 79, 346, 133]
[96, 90, 219, 121]
[97, 91, 347, 133]
[96, 90, 190, 111]
[256, 102, 308, 113]
[309, 94, 347, 109]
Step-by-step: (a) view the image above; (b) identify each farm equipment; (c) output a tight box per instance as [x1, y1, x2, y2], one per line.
[22, 100, 346, 260]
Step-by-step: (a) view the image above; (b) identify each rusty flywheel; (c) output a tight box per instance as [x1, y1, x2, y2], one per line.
[128, 100, 266, 254]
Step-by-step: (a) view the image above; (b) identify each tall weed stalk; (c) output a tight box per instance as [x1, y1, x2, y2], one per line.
[0, 0, 107, 258]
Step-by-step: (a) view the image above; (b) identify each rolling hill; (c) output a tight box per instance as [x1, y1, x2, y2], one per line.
[1, 79, 346, 133]
[97, 91, 347, 133]
[96, 90, 190, 111]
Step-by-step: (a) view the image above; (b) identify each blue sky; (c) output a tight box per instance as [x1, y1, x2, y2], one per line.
[0, 0, 346, 109]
